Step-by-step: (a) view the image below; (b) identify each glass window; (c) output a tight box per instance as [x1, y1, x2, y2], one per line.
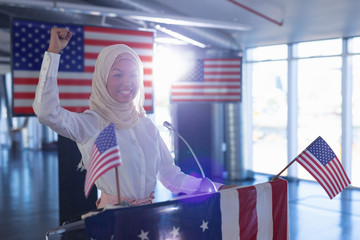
[351, 55, 360, 187]
[295, 39, 342, 58]
[252, 60, 288, 175]
[297, 56, 342, 180]
[246, 44, 287, 61]
[348, 37, 360, 54]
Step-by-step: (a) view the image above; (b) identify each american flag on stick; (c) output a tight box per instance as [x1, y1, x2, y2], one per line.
[171, 59, 241, 102]
[12, 18, 154, 115]
[84, 123, 121, 198]
[296, 136, 351, 199]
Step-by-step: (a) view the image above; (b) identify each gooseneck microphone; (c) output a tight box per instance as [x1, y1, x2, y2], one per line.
[163, 121, 217, 193]
[163, 121, 205, 178]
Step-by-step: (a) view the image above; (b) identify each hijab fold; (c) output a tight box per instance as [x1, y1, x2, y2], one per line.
[89, 44, 145, 130]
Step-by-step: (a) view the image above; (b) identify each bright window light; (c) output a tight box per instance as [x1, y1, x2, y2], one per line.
[348, 37, 360, 53]
[295, 39, 342, 57]
[351, 54, 360, 187]
[152, 44, 194, 124]
[152, 45, 194, 163]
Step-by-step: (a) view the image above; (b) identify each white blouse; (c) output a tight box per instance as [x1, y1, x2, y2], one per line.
[33, 51, 221, 201]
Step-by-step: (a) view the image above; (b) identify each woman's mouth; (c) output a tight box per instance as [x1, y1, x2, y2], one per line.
[119, 89, 132, 96]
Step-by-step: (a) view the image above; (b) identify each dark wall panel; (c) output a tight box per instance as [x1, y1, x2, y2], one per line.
[176, 102, 213, 179]
[57, 135, 97, 224]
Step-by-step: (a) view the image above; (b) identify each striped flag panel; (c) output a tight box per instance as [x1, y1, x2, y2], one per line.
[171, 58, 241, 102]
[220, 179, 289, 240]
[12, 19, 154, 115]
[84, 178, 289, 239]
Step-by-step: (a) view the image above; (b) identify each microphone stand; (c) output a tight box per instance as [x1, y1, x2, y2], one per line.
[163, 121, 217, 193]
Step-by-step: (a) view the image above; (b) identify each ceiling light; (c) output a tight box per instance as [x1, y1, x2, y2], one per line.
[155, 38, 187, 45]
[155, 25, 206, 48]
[128, 15, 250, 31]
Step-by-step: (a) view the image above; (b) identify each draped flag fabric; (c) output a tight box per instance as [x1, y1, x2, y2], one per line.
[296, 136, 351, 199]
[171, 58, 241, 102]
[84, 123, 121, 198]
[12, 18, 154, 115]
[85, 179, 289, 240]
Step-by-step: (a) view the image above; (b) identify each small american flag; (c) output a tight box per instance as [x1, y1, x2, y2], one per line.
[296, 136, 351, 199]
[12, 18, 154, 115]
[171, 58, 241, 102]
[84, 123, 121, 198]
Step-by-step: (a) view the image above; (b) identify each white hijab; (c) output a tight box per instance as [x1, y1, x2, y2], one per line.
[89, 44, 146, 130]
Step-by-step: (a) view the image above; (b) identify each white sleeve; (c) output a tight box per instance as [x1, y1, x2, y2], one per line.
[156, 131, 223, 194]
[32, 51, 100, 143]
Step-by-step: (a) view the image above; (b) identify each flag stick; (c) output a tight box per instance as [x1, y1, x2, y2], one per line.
[270, 158, 297, 181]
[115, 167, 121, 205]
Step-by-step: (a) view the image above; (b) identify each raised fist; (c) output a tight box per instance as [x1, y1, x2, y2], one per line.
[47, 27, 72, 54]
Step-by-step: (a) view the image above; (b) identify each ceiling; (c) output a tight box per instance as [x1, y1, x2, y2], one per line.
[1, 0, 360, 59]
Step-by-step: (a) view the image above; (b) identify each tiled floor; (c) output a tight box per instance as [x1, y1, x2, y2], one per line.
[0, 148, 359, 240]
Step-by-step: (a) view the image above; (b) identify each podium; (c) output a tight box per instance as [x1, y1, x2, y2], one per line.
[46, 179, 289, 240]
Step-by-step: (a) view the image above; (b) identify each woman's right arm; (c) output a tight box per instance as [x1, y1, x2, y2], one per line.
[33, 28, 100, 143]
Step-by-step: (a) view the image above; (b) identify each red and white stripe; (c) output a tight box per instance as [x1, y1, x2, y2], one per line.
[13, 25, 154, 115]
[220, 179, 289, 239]
[204, 59, 241, 83]
[296, 150, 351, 199]
[171, 58, 241, 102]
[84, 144, 121, 198]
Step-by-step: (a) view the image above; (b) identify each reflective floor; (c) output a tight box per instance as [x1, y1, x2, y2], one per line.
[0, 148, 359, 240]
[0, 148, 59, 240]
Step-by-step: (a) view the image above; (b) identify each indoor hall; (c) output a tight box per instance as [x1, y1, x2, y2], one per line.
[1, 0, 360, 239]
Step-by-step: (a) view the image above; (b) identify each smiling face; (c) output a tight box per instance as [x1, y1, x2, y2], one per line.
[106, 55, 140, 103]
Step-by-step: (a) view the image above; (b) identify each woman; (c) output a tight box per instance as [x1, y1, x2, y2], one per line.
[33, 27, 233, 209]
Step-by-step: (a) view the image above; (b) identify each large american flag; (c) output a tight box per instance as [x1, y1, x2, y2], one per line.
[171, 58, 241, 102]
[296, 136, 351, 199]
[84, 123, 121, 198]
[12, 19, 154, 115]
[84, 179, 289, 239]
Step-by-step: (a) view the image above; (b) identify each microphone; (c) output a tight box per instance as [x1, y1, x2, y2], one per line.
[163, 121, 217, 193]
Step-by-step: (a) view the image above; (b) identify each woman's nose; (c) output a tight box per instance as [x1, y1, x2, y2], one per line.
[122, 76, 137, 86]
[121, 80, 133, 87]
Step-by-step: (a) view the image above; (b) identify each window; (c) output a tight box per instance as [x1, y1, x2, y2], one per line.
[352, 55, 360, 187]
[248, 45, 288, 175]
[295, 39, 342, 58]
[247, 45, 287, 61]
[348, 37, 360, 54]
[297, 56, 342, 180]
